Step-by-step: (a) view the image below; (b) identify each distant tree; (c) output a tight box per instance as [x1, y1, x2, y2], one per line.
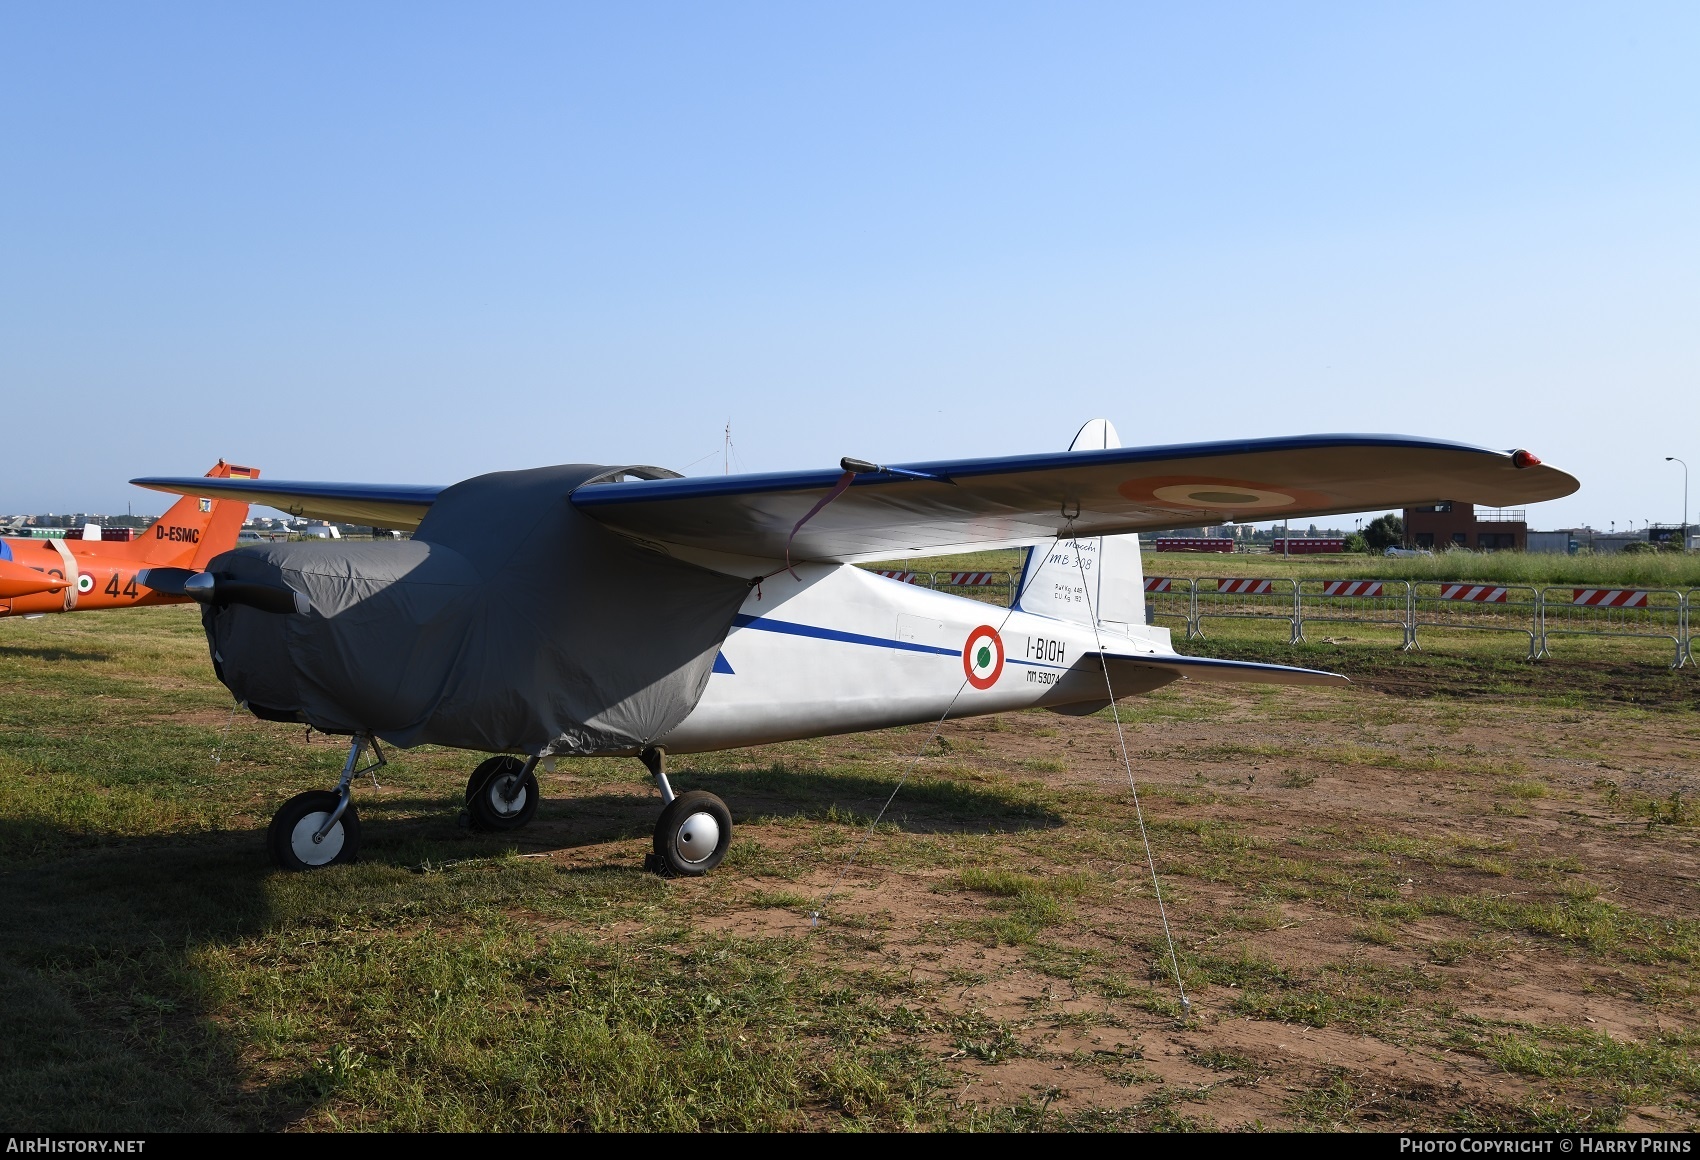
[1362, 514, 1403, 552]
[1343, 532, 1369, 553]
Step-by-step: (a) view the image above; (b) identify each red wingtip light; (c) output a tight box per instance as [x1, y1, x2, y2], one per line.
[1511, 449, 1541, 469]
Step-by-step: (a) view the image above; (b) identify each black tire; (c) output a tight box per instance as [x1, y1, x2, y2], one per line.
[651, 790, 732, 877]
[267, 790, 361, 872]
[465, 756, 540, 832]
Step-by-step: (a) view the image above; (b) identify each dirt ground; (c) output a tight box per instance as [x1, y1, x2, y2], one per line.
[488, 673, 1700, 1130]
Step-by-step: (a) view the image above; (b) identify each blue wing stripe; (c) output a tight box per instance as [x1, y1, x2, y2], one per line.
[572, 433, 1494, 507]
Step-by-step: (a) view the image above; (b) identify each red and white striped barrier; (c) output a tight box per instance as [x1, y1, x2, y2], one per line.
[1271, 538, 1345, 554]
[1145, 577, 1182, 592]
[1438, 584, 1511, 603]
[1571, 589, 1650, 608]
[940, 572, 1002, 587]
[874, 570, 928, 585]
[1155, 537, 1235, 553]
[1321, 581, 1385, 597]
[1215, 579, 1276, 595]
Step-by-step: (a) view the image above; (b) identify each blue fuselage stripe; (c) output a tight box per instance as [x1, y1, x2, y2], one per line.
[728, 613, 1066, 669]
[731, 613, 957, 656]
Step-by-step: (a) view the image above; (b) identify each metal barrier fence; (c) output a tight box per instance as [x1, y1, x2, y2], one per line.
[1299, 579, 1415, 648]
[1410, 583, 1542, 660]
[1195, 577, 1302, 644]
[931, 571, 1014, 605]
[864, 567, 1696, 668]
[1538, 587, 1686, 668]
[872, 569, 931, 587]
[1144, 576, 1198, 638]
[1689, 590, 1698, 668]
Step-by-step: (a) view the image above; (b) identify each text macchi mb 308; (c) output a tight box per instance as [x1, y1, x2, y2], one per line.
[1, 461, 256, 618]
[129, 423, 1577, 875]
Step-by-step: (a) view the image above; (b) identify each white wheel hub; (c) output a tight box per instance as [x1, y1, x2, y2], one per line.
[488, 775, 527, 816]
[290, 811, 344, 866]
[674, 812, 720, 864]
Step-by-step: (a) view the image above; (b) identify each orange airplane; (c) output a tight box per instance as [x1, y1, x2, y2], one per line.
[0, 461, 259, 619]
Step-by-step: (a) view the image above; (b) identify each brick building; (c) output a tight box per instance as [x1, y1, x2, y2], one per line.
[1402, 503, 1526, 551]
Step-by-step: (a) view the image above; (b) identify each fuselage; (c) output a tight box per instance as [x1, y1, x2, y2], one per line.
[1, 460, 256, 619]
[659, 562, 1173, 753]
[0, 535, 190, 617]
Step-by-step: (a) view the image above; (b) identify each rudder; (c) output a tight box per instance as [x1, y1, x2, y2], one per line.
[1013, 420, 1147, 630]
[127, 460, 260, 567]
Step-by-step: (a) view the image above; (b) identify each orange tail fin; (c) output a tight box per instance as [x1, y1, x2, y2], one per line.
[125, 460, 261, 568]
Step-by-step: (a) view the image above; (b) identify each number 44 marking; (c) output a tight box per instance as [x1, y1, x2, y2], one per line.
[104, 572, 140, 599]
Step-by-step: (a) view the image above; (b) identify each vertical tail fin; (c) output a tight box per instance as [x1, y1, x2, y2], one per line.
[1014, 420, 1148, 630]
[126, 460, 260, 567]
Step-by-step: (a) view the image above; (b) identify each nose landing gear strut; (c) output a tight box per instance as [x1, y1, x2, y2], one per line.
[641, 746, 732, 877]
[267, 734, 385, 871]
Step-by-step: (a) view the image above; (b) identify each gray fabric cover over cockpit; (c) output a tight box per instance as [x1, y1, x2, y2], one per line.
[200, 464, 752, 755]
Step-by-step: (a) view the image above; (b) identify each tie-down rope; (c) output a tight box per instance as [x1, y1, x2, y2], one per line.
[784, 470, 856, 580]
[1065, 522, 1191, 1015]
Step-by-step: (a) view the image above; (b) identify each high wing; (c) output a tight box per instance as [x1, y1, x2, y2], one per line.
[124, 465, 680, 532]
[127, 477, 445, 530]
[132, 433, 1578, 559]
[572, 433, 1577, 563]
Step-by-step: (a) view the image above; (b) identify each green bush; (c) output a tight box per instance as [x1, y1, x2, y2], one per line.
[1362, 515, 1404, 552]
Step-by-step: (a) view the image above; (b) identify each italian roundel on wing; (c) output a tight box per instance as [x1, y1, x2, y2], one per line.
[962, 625, 1004, 690]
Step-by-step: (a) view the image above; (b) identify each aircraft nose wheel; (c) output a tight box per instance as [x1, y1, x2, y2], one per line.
[652, 790, 732, 876]
[268, 790, 361, 872]
[466, 756, 540, 831]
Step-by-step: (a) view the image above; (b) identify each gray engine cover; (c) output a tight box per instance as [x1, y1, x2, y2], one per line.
[201, 464, 752, 756]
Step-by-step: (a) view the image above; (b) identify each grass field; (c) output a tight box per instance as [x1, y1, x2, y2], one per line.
[2, 603, 1697, 1131]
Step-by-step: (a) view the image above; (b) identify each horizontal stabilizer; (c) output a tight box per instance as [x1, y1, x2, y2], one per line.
[1098, 651, 1349, 687]
[129, 477, 444, 531]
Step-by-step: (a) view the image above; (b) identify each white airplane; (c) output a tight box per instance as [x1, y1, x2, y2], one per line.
[134, 423, 1578, 875]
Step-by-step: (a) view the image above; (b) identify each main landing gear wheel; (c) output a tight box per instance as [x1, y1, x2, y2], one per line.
[268, 790, 361, 872]
[465, 756, 540, 831]
[652, 790, 732, 877]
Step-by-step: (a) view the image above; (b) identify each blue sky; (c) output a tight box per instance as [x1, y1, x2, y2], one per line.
[2, 2, 1695, 531]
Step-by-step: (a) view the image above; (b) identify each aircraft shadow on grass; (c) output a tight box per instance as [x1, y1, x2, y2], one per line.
[0, 766, 1059, 1130]
[356, 764, 1066, 855]
[0, 643, 116, 664]
[0, 821, 316, 1131]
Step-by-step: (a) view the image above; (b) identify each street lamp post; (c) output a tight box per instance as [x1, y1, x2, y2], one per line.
[1668, 457, 1689, 551]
